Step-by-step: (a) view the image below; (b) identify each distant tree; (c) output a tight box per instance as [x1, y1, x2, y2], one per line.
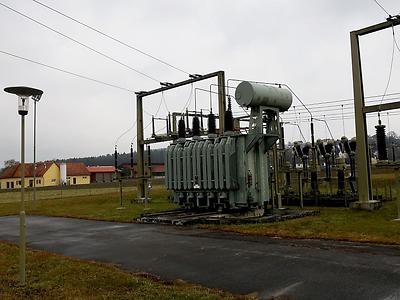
[4, 159, 18, 168]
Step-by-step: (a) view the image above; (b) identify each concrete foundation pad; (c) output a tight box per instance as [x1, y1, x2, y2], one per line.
[350, 200, 382, 211]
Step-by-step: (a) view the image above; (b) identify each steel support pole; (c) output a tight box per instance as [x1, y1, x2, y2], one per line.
[350, 32, 373, 205]
[349, 17, 400, 209]
[217, 72, 226, 134]
[273, 144, 280, 207]
[136, 94, 146, 199]
[20, 115, 26, 285]
[33, 100, 37, 207]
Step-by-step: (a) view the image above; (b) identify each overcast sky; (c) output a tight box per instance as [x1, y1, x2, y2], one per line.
[1, 0, 399, 166]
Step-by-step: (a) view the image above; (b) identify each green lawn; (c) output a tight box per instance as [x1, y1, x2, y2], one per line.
[0, 242, 251, 300]
[203, 201, 400, 245]
[0, 185, 176, 222]
[1, 184, 399, 244]
[0, 185, 134, 204]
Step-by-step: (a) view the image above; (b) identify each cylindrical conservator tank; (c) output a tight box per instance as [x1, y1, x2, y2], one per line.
[235, 81, 292, 112]
[60, 162, 67, 185]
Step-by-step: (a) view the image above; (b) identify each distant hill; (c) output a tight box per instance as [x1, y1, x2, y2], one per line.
[61, 148, 166, 166]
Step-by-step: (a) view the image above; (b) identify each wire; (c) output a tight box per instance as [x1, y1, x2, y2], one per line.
[180, 84, 194, 114]
[154, 95, 163, 117]
[378, 26, 396, 113]
[115, 83, 164, 146]
[115, 121, 137, 145]
[0, 49, 134, 93]
[31, 0, 190, 76]
[373, 0, 392, 17]
[162, 92, 169, 112]
[0, 2, 161, 83]
[282, 111, 400, 122]
[341, 104, 346, 136]
[286, 93, 400, 112]
[283, 96, 400, 116]
[394, 27, 400, 53]
[131, 120, 152, 145]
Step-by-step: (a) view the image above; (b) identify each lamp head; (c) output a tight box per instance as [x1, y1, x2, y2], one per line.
[4, 86, 43, 116]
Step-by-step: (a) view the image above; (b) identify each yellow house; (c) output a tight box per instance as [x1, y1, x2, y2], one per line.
[0, 161, 90, 189]
[60, 162, 91, 186]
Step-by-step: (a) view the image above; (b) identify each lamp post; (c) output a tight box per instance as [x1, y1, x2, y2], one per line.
[32, 94, 42, 207]
[4, 86, 43, 286]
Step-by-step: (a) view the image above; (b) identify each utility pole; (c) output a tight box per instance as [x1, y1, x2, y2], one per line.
[350, 15, 400, 210]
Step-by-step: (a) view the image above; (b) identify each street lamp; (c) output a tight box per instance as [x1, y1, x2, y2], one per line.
[4, 86, 43, 286]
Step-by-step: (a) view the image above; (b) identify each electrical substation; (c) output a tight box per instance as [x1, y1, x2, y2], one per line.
[135, 16, 400, 225]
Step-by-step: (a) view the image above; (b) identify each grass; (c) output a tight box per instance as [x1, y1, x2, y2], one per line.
[203, 201, 400, 245]
[1, 183, 399, 244]
[0, 185, 177, 222]
[0, 185, 135, 204]
[0, 242, 252, 300]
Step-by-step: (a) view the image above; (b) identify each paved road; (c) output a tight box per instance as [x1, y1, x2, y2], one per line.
[0, 216, 399, 300]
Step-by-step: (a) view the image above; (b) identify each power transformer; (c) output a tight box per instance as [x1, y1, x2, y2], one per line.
[165, 81, 292, 210]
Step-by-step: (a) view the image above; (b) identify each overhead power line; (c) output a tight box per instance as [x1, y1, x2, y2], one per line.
[31, 0, 190, 76]
[0, 2, 161, 83]
[290, 92, 400, 109]
[0, 50, 134, 93]
[373, 0, 392, 17]
[378, 26, 396, 112]
[394, 27, 400, 53]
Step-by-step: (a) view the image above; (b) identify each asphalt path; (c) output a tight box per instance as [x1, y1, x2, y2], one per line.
[0, 215, 399, 300]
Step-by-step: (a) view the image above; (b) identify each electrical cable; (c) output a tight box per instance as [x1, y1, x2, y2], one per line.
[282, 111, 400, 122]
[115, 85, 164, 146]
[285, 94, 400, 113]
[115, 121, 137, 145]
[394, 27, 400, 53]
[0, 49, 135, 93]
[31, 0, 190, 76]
[282, 97, 400, 116]
[378, 26, 396, 115]
[162, 92, 169, 113]
[373, 0, 392, 17]
[341, 104, 346, 136]
[180, 84, 194, 114]
[0, 2, 161, 83]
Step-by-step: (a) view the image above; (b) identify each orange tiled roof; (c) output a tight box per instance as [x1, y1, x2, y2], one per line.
[0, 162, 56, 179]
[65, 162, 90, 176]
[87, 166, 116, 173]
[1, 161, 91, 179]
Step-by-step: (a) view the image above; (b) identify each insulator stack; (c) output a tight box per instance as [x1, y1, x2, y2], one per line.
[325, 140, 334, 154]
[114, 146, 118, 169]
[375, 122, 387, 160]
[280, 123, 285, 150]
[192, 116, 201, 136]
[294, 142, 303, 158]
[349, 138, 356, 153]
[207, 112, 216, 134]
[178, 118, 186, 138]
[130, 144, 134, 169]
[341, 136, 351, 155]
[317, 140, 326, 156]
[224, 96, 234, 132]
[302, 143, 311, 157]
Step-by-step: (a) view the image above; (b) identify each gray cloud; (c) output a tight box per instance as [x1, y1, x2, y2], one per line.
[0, 0, 399, 166]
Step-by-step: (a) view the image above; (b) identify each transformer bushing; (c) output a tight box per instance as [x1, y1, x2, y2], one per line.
[375, 121, 388, 161]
